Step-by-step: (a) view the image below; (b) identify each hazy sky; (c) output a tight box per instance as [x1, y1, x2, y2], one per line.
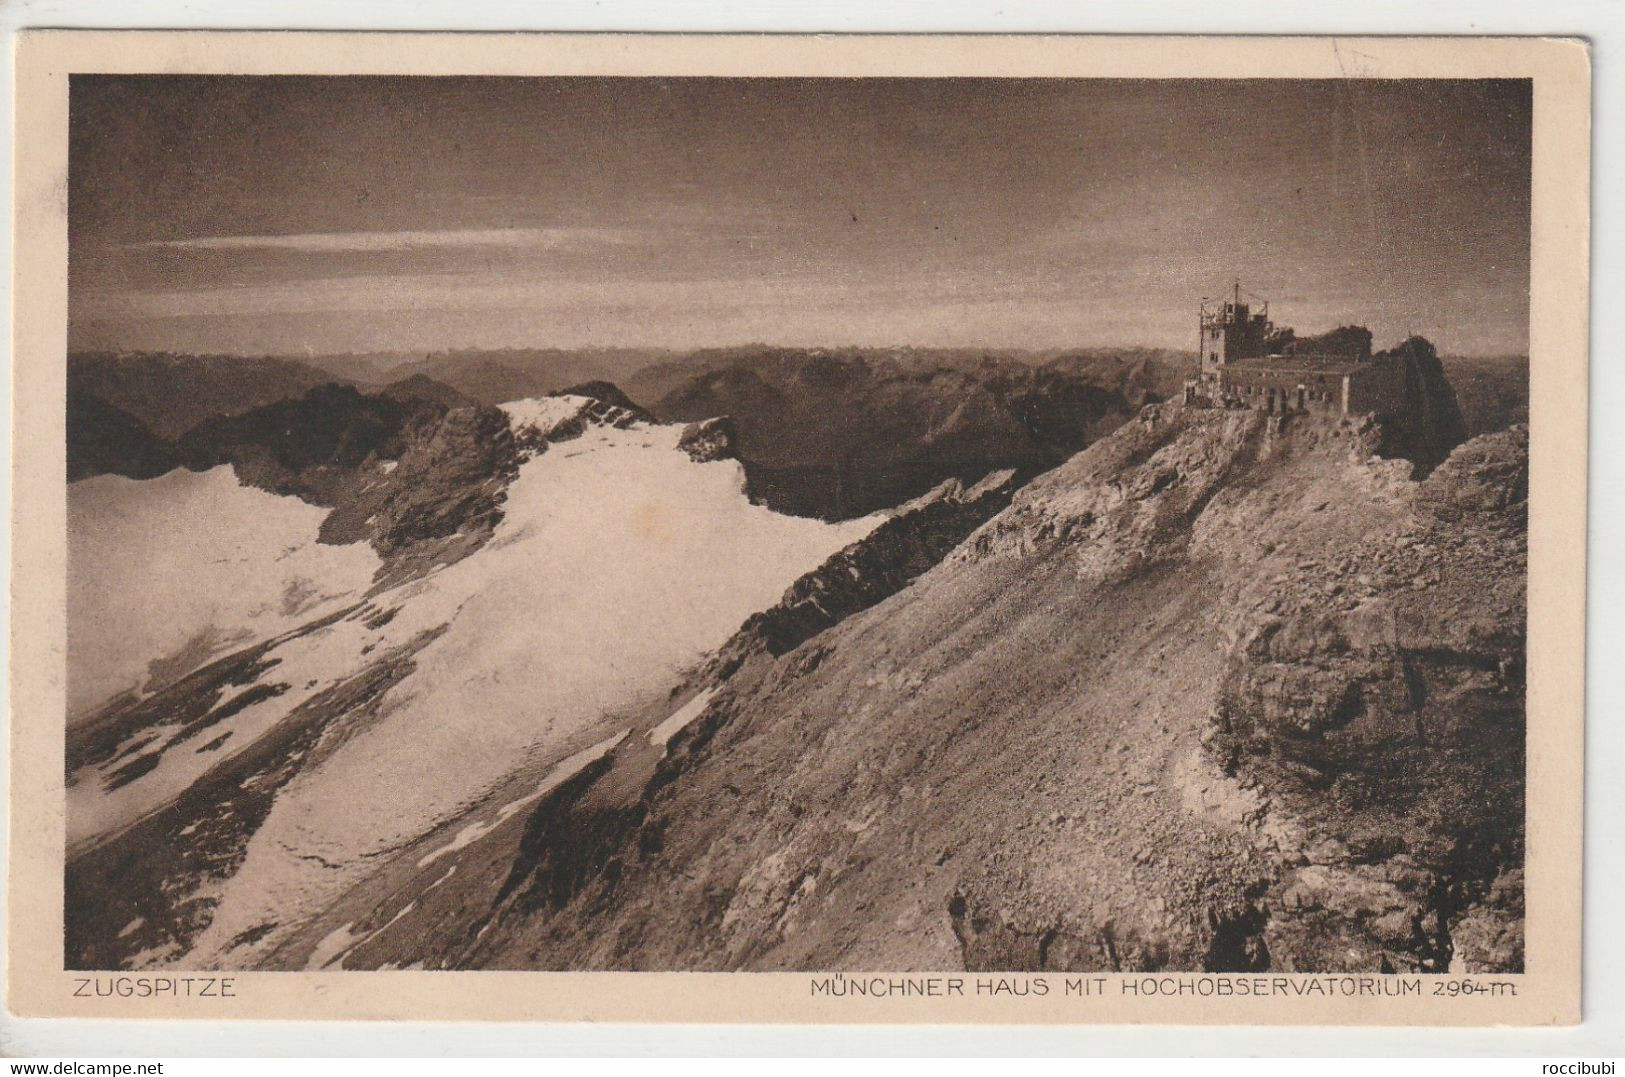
[69, 76, 1531, 356]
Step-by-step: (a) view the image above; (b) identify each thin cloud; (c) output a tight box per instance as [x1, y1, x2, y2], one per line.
[126, 226, 641, 254]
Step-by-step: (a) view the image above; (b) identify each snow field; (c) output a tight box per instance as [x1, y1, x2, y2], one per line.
[182, 411, 878, 966]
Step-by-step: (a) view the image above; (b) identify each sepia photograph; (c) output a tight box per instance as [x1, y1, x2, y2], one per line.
[59, 70, 1535, 976]
[6, 31, 1591, 1029]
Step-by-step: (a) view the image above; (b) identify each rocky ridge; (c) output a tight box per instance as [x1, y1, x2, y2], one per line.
[383, 395, 1524, 975]
[640, 349, 1145, 518]
[173, 383, 524, 586]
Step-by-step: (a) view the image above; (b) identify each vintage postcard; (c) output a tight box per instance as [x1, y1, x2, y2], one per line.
[7, 32, 1588, 1025]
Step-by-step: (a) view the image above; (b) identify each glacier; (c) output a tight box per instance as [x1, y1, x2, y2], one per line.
[67, 396, 879, 967]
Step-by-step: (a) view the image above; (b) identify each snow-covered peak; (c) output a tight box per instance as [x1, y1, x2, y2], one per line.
[501, 391, 652, 445]
[500, 394, 599, 438]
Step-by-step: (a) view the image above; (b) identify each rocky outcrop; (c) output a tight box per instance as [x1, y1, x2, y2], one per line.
[1204, 426, 1526, 972]
[518, 388, 650, 447]
[322, 404, 523, 587]
[954, 404, 1272, 576]
[703, 469, 1021, 682]
[1368, 337, 1470, 476]
[338, 383, 655, 585]
[552, 382, 652, 421]
[676, 416, 739, 463]
[350, 383, 654, 584]
[1418, 423, 1528, 524]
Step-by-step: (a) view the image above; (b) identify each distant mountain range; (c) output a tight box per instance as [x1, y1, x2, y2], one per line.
[66, 346, 1527, 518]
[69, 352, 345, 440]
[67, 347, 1185, 517]
[292, 347, 672, 402]
[1437, 355, 1530, 437]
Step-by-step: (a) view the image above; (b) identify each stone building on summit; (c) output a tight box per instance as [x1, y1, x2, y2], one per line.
[1185, 283, 1412, 418]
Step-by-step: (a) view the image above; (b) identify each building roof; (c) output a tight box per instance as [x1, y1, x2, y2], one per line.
[1220, 354, 1369, 376]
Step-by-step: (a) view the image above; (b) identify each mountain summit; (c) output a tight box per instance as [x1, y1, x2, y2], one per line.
[65, 353, 1522, 977]
[409, 401, 1522, 976]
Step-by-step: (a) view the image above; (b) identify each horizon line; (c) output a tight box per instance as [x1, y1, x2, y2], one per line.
[65, 340, 1530, 363]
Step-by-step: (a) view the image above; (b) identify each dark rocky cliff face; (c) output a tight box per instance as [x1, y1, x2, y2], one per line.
[319, 403, 523, 587]
[67, 389, 176, 482]
[702, 471, 1022, 684]
[173, 383, 525, 584]
[175, 383, 430, 503]
[1369, 337, 1470, 476]
[676, 417, 740, 464]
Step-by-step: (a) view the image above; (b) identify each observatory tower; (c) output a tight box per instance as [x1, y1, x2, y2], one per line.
[1197, 282, 1272, 389]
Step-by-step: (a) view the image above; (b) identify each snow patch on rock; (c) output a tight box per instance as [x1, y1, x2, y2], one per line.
[499, 395, 596, 439]
[417, 730, 629, 869]
[650, 688, 718, 749]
